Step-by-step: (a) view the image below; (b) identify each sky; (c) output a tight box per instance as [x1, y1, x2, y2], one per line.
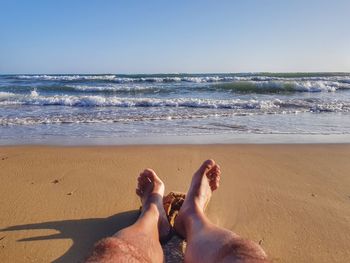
[1, 0, 349, 74]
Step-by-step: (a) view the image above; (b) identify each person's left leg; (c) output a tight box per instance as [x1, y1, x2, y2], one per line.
[175, 160, 268, 263]
[86, 169, 170, 263]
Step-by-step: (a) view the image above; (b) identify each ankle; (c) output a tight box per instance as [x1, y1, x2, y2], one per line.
[179, 201, 204, 223]
[141, 203, 160, 218]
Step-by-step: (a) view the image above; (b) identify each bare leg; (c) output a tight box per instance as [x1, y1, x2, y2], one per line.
[86, 169, 170, 263]
[175, 160, 269, 263]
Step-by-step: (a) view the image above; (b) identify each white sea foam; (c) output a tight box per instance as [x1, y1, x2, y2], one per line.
[16, 74, 228, 82]
[0, 91, 15, 97]
[14, 74, 277, 83]
[14, 74, 350, 90]
[289, 81, 348, 92]
[0, 91, 279, 109]
[0, 111, 234, 126]
[69, 85, 158, 92]
[17, 74, 118, 81]
[214, 80, 350, 93]
[60, 80, 350, 94]
[0, 92, 16, 101]
[1, 91, 349, 113]
[2, 74, 350, 140]
[30, 89, 39, 97]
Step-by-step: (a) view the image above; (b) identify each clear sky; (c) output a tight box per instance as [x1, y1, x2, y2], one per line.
[1, 0, 349, 74]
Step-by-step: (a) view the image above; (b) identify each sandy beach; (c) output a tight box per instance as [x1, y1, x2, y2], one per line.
[0, 144, 350, 263]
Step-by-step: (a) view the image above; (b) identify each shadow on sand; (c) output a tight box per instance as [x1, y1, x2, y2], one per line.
[1, 210, 140, 263]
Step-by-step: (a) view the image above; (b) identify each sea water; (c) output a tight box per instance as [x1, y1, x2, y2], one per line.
[1, 73, 350, 144]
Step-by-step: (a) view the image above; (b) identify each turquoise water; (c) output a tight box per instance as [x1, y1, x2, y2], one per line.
[1, 73, 350, 144]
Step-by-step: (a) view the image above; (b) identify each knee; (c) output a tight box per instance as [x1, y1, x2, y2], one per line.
[85, 237, 120, 262]
[85, 237, 149, 263]
[92, 237, 119, 256]
[218, 238, 268, 262]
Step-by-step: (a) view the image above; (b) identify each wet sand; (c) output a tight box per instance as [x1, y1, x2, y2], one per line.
[0, 145, 350, 262]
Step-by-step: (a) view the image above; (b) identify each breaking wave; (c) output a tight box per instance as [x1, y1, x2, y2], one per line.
[13, 73, 350, 85]
[1, 90, 349, 113]
[211, 80, 350, 93]
[2, 73, 350, 138]
[7, 74, 350, 94]
[68, 81, 350, 94]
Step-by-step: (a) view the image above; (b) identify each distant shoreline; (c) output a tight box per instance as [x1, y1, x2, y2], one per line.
[1, 133, 350, 146]
[2, 72, 350, 76]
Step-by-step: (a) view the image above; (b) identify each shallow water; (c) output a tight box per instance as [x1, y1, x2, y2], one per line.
[1, 73, 350, 144]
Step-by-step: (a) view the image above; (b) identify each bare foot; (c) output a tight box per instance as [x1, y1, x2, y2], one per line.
[174, 159, 221, 238]
[136, 169, 171, 243]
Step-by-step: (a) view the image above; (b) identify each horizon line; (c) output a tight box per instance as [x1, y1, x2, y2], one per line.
[1, 71, 350, 75]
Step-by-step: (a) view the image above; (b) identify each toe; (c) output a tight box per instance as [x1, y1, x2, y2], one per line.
[209, 182, 215, 190]
[141, 169, 154, 181]
[208, 165, 220, 191]
[209, 182, 219, 191]
[137, 174, 144, 182]
[209, 176, 220, 190]
[207, 165, 220, 178]
[144, 168, 164, 186]
[137, 168, 164, 197]
[144, 168, 156, 175]
[137, 177, 148, 190]
[137, 170, 154, 195]
[139, 171, 152, 183]
[136, 188, 142, 196]
[198, 159, 216, 175]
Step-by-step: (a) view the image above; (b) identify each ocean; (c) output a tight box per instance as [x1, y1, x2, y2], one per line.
[1, 73, 350, 144]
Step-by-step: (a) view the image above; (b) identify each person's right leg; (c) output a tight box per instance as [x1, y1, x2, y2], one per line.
[86, 169, 169, 263]
[175, 160, 269, 263]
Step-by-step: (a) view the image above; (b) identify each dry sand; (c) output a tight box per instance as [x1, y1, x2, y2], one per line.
[0, 145, 350, 263]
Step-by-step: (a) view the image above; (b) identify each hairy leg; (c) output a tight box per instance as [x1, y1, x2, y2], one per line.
[86, 169, 170, 263]
[175, 160, 269, 263]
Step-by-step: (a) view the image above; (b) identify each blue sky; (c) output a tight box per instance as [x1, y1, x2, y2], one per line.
[1, 0, 349, 74]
